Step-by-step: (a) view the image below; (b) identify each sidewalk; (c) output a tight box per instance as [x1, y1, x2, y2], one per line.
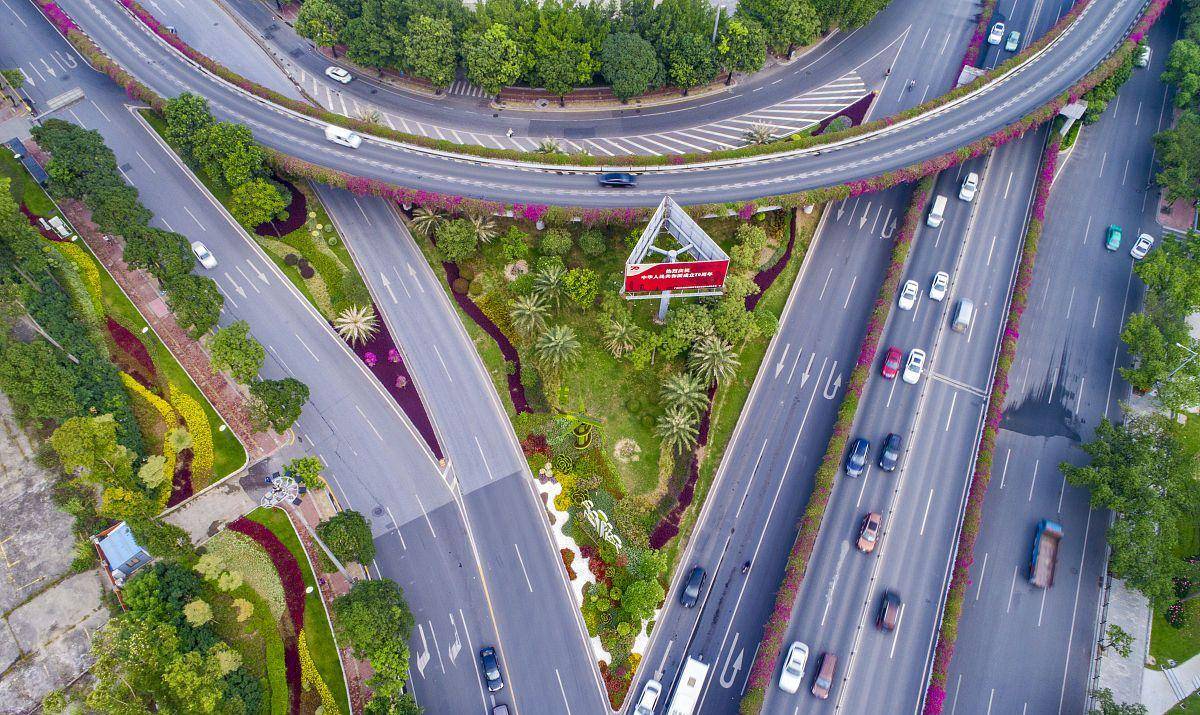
[1095, 578, 1153, 709]
[1144, 652, 1200, 713]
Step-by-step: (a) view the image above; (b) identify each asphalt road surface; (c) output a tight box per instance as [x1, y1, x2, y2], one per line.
[53, 0, 1149, 206]
[943, 6, 1178, 713]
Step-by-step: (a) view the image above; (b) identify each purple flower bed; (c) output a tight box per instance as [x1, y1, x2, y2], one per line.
[812, 92, 876, 134]
[961, 0, 1000, 69]
[442, 261, 529, 414]
[922, 133, 1060, 715]
[349, 303, 444, 459]
[649, 385, 717, 549]
[37, 0, 76, 32]
[747, 212, 798, 311]
[166, 450, 193, 508]
[253, 175, 307, 238]
[105, 317, 158, 384]
[19, 204, 69, 242]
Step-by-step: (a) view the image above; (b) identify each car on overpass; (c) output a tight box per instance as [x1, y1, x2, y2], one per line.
[877, 591, 902, 631]
[988, 22, 1006, 45]
[1005, 30, 1022, 51]
[930, 271, 950, 301]
[598, 172, 638, 188]
[903, 349, 926, 384]
[811, 653, 838, 699]
[878, 433, 902, 472]
[324, 66, 352, 84]
[857, 512, 882, 553]
[959, 172, 979, 202]
[898, 279, 919, 310]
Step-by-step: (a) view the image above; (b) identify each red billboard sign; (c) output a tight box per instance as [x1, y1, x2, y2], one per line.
[623, 260, 729, 293]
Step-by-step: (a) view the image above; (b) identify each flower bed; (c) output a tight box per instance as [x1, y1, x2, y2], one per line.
[169, 384, 215, 489]
[740, 174, 935, 713]
[349, 303, 443, 459]
[922, 132, 1061, 715]
[206, 529, 288, 619]
[105, 316, 157, 384]
[748, 215, 798, 310]
[649, 384, 716, 549]
[254, 174, 307, 238]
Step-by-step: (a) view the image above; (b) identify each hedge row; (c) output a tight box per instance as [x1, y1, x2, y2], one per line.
[921, 130, 1061, 715]
[738, 173, 936, 714]
[169, 384, 214, 487]
[111, 0, 1094, 168]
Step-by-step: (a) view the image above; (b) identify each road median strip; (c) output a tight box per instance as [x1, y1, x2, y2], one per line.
[738, 173, 936, 714]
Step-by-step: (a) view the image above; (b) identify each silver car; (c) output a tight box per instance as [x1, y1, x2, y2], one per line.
[190, 241, 217, 270]
[634, 679, 662, 715]
[778, 641, 809, 693]
[1130, 233, 1154, 260]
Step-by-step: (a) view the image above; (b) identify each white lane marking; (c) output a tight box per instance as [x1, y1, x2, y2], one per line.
[555, 670, 574, 715]
[888, 603, 906, 659]
[384, 505, 405, 549]
[1091, 295, 1101, 329]
[918, 488, 935, 535]
[428, 620, 445, 674]
[134, 150, 156, 173]
[855, 464, 870, 509]
[1064, 285, 1075, 321]
[843, 274, 857, 309]
[89, 99, 111, 122]
[474, 435, 495, 480]
[1056, 508, 1094, 713]
[1007, 564, 1019, 612]
[1003, 170, 1013, 199]
[1029, 458, 1040, 502]
[1082, 215, 1092, 246]
[1000, 448, 1011, 489]
[986, 233, 998, 266]
[945, 393, 957, 431]
[1076, 376, 1085, 415]
[183, 206, 206, 230]
[432, 344, 453, 381]
[1037, 584, 1048, 627]
[819, 266, 834, 300]
[297, 335, 320, 363]
[1098, 151, 1107, 178]
[412, 490, 437, 538]
[513, 543, 533, 592]
[354, 405, 384, 442]
[975, 552, 989, 600]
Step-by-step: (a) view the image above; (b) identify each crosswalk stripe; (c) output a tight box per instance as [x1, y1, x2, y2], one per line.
[673, 130, 732, 148]
[656, 132, 712, 152]
[583, 140, 613, 156]
[615, 136, 662, 155]
[688, 126, 744, 141]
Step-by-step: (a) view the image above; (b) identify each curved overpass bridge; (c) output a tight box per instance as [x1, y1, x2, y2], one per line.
[58, 0, 1142, 207]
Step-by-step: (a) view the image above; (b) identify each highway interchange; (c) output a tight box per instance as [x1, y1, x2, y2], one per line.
[0, 0, 1178, 712]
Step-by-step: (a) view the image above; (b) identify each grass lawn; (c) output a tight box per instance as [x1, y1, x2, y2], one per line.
[248, 507, 350, 715]
[1, 149, 246, 481]
[140, 109, 369, 323]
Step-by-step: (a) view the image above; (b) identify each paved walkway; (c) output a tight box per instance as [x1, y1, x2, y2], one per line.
[1144, 652, 1200, 714]
[1095, 578, 1152, 709]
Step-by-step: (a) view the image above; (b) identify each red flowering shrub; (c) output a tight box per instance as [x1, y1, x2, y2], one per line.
[228, 517, 306, 632]
[105, 317, 158, 382]
[521, 433, 551, 457]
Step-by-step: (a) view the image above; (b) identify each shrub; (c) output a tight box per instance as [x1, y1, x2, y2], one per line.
[316, 510, 376, 565]
[579, 229, 608, 256]
[228, 517, 306, 631]
[284, 455, 326, 491]
[168, 385, 214, 486]
[451, 277, 469, 294]
[565, 268, 600, 308]
[539, 228, 573, 256]
[298, 630, 341, 715]
[435, 218, 478, 264]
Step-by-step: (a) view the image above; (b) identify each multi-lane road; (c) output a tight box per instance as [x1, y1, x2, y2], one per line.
[50, 0, 1150, 205]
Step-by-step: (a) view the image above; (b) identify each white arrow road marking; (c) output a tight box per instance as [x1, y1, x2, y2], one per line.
[380, 272, 398, 303]
[859, 202, 872, 228]
[798, 352, 815, 387]
[19, 68, 33, 87]
[719, 633, 744, 688]
[446, 613, 462, 663]
[39, 58, 55, 77]
[223, 271, 246, 299]
[654, 639, 674, 680]
[823, 361, 841, 399]
[774, 343, 790, 378]
[252, 261, 268, 283]
[836, 201, 846, 221]
[235, 265, 260, 293]
[55, 50, 77, 69]
[406, 262, 425, 293]
[414, 624, 432, 677]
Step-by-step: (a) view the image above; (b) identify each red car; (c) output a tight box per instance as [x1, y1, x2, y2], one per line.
[881, 346, 902, 380]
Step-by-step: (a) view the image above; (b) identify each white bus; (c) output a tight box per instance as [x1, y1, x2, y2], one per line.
[667, 657, 711, 715]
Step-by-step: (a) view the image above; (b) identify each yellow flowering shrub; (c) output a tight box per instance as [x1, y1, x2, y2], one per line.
[54, 241, 103, 315]
[169, 384, 213, 486]
[120, 372, 179, 508]
[298, 630, 341, 715]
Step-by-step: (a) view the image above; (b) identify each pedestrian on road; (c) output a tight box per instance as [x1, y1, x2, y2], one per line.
[506, 128, 514, 138]
[885, 67, 891, 77]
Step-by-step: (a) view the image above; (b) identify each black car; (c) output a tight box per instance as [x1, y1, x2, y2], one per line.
[845, 437, 870, 478]
[877, 591, 902, 631]
[598, 172, 638, 187]
[878, 433, 901, 472]
[680, 566, 707, 607]
[480, 646, 505, 692]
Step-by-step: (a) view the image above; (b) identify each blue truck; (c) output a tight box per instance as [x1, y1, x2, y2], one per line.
[1029, 519, 1064, 588]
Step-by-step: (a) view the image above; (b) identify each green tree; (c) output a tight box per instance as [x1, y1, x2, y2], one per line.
[163, 92, 214, 157]
[539, 228, 573, 256]
[1102, 624, 1134, 658]
[183, 599, 213, 627]
[533, 263, 568, 308]
[1163, 39, 1200, 109]
[435, 218, 479, 264]
[621, 578, 665, 622]
[1090, 688, 1149, 715]
[165, 274, 224, 339]
[808, 0, 889, 30]
[285, 455, 326, 490]
[510, 293, 550, 337]
[342, 0, 408, 71]
[564, 267, 599, 307]
[600, 32, 661, 100]
[228, 178, 287, 230]
[1154, 110, 1200, 203]
[127, 517, 196, 562]
[403, 15, 458, 89]
[1135, 231, 1200, 316]
[688, 334, 739, 386]
[332, 578, 414, 662]
[603, 314, 639, 358]
[655, 405, 699, 454]
[537, 41, 592, 104]
[534, 324, 581, 370]
[317, 509, 377, 564]
[660, 372, 709, 416]
[0, 338, 79, 422]
[738, 0, 821, 55]
[718, 17, 767, 84]
[296, 0, 348, 52]
[192, 122, 266, 189]
[1061, 415, 1192, 606]
[465, 24, 525, 95]
[89, 183, 152, 233]
[248, 377, 310, 432]
[124, 226, 196, 283]
[138, 454, 169, 490]
[50, 414, 135, 487]
[208, 320, 265, 383]
[667, 34, 718, 94]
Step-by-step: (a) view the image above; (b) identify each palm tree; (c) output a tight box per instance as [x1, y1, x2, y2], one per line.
[469, 213, 499, 244]
[534, 324, 581, 370]
[409, 206, 443, 238]
[535, 137, 563, 155]
[533, 264, 567, 309]
[661, 372, 709, 416]
[689, 335, 740, 386]
[334, 304, 379, 346]
[603, 314, 638, 358]
[655, 406, 699, 455]
[743, 123, 777, 146]
[510, 294, 550, 338]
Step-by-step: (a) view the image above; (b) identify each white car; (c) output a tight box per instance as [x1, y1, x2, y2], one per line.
[987, 22, 1005, 45]
[903, 349, 926, 385]
[1130, 233, 1154, 259]
[930, 271, 949, 301]
[634, 679, 662, 715]
[778, 641, 810, 694]
[190, 240, 218, 269]
[898, 279, 919, 311]
[325, 66, 353, 84]
[959, 172, 979, 202]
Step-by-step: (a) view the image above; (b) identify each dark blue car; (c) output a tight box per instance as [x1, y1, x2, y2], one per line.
[598, 172, 638, 187]
[480, 647, 505, 692]
[845, 438, 870, 478]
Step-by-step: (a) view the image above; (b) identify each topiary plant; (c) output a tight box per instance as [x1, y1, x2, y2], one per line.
[451, 277, 470, 294]
[284, 253, 299, 266]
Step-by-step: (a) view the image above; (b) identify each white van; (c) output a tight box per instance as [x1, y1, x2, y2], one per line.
[927, 195, 947, 228]
[952, 299, 974, 333]
[324, 125, 362, 149]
